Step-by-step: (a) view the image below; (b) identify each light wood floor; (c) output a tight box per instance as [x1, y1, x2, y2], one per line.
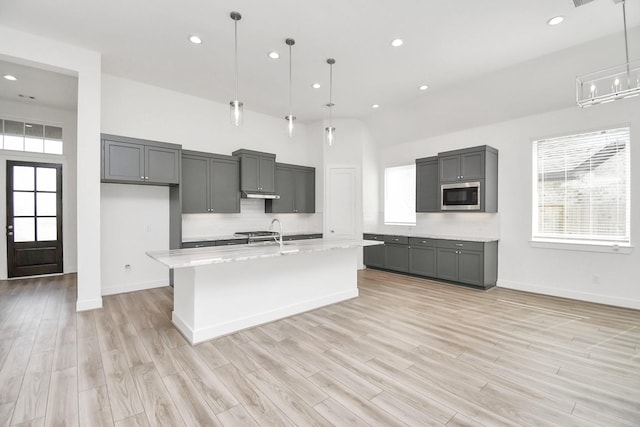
[1, 270, 639, 426]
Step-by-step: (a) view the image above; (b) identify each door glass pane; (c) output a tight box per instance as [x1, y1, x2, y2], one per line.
[36, 168, 57, 191]
[36, 193, 56, 216]
[4, 135, 24, 151]
[14, 166, 34, 191]
[14, 192, 35, 216]
[14, 218, 35, 242]
[24, 137, 44, 153]
[44, 139, 63, 154]
[37, 218, 57, 241]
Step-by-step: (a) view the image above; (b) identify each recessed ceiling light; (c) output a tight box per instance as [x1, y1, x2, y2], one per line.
[371, 104, 380, 109]
[3, 74, 17, 81]
[188, 35, 202, 44]
[312, 83, 321, 89]
[547, 16, 564, 26]
[268, 51, 280, 59]
[419, 85, 429, 91]
[391, 39, 404, 47]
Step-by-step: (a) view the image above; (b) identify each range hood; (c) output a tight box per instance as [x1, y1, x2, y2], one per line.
[241, 191, 280, 199]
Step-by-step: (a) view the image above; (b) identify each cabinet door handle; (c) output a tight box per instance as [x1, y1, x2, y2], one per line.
[140, 176, 144, 179]
[421, 240, 426, 243]
[455, 243, 463, 246]
[145, 176, 149, 180]
[461, 175, 464, 179]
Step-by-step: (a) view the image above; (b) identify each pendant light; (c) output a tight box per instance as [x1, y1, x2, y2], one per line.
[325, 58, 336, 146]
[285, 38, 296, 137]
[229, 11, 243, 126]
[576, 0, 640, 107]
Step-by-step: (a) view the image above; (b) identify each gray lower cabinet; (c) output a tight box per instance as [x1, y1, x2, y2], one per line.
[436, 240, 497, 288]
[265, 163, 315, 213]
[415, 156, 439, 212]
[408, 238, 437, 277]
[364, 234, 498, 289]
[363, 234, 385, 268]
[232, 149, 276, 193]
[102, 134, 180, 185]
[182, 150, 240, 214]
[383, 236, 409, 273]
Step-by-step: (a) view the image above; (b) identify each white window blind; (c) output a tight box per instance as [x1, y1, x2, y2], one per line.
[384, 164, 416, 225]
[532, 127, 630, 245]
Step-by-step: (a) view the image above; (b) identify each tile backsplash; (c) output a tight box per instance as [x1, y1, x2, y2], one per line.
[182, 198, 323, 239]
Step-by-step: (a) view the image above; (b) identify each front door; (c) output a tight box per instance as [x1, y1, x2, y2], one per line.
[6, 161, 63, 277]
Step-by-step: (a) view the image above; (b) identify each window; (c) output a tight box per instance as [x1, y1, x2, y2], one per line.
[384, 164, 416, 225]
[532, 127, 630, 245]
[0, 119, 63, 155]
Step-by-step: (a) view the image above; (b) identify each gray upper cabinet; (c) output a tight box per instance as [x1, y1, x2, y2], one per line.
[182, 150, 240, 214]
[232, 149, 276, 193]
[416, 156, 439, 212]
[102, 134, 180, 185]
[439, 148, 486, 183]
[266, 163, 315, 213]
[210, 156, 241, 213]
[437, 145, 498, 212]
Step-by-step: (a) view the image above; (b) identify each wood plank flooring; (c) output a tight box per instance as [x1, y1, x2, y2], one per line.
[1, 270, 639, 426]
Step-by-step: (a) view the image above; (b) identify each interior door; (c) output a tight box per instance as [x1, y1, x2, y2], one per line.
[6, 161, 63, 277]
[325, 167, 356, 240]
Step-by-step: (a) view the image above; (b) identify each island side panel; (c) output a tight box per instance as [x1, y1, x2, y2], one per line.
[172, 266, 197, 343]
[173, 247, 359, 344]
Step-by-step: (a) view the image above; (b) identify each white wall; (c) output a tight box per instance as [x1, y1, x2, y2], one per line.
[100, 75, 324, 293]
[374, 97, 640, 309]
[0, 25, 103, 311]
[0, 100, 78, 278]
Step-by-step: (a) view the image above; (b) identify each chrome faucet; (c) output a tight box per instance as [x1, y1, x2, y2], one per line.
[269, 218, 283, 249]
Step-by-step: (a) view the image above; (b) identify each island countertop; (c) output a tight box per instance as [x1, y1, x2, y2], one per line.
[147, 238, 383, 269]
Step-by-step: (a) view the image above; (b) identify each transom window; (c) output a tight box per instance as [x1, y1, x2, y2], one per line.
[532, 127, 630, 245]
[0, 119, 63, 155]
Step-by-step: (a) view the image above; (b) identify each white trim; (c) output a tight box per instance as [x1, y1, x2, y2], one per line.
[101, 279, 168, 296]
[529, 240, 633, 254]
[76, 297, 102, 311]
[497, 279, 640, 310]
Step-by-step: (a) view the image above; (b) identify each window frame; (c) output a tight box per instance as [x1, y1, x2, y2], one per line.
[531, 126, 631, 249]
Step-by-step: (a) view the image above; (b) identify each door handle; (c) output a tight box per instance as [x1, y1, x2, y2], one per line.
[7, 225, 13, 230]
[7, 231, 13, 236]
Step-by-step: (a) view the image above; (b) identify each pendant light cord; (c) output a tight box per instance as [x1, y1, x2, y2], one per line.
[289, 43, 293, 117]
[329, 62, 333, 125]
[234, 18, 239, 101]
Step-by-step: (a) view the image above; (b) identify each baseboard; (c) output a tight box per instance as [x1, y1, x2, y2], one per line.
[76, 298, 102, 311]
[497, 279, 640, 310]
[174, 289, 359, 345]
[102, 279, 169, 296]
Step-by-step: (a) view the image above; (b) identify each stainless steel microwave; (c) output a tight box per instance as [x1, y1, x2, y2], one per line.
[441, 181, 481, 210]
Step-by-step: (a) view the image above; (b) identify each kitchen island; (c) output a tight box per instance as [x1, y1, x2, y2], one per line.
[147, 238, 382, 344]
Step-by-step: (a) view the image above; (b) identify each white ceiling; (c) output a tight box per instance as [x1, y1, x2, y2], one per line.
[0, 0, 638, 143]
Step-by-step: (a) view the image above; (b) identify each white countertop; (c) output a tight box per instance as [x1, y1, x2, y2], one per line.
[364, 232, 498, 243]
[182, 231, 322, 243]
[148, 238, 383, 269]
